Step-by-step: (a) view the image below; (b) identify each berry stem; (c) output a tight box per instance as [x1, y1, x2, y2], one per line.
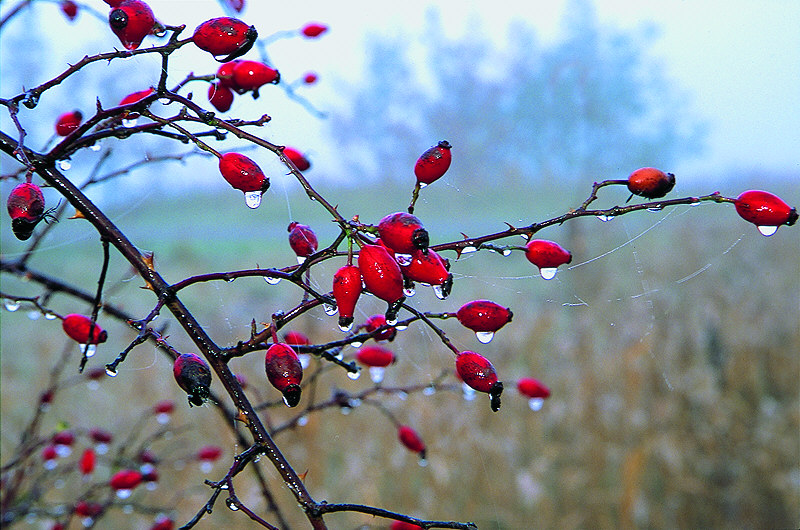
[408, 182, 422, 214]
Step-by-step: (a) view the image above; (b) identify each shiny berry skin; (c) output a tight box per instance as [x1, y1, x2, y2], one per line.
[79, 448, 96, 475]
[108, 0, 155, 51]
[61, 1, 78, 21]
[397, 425, 426, 459]
[626, 167, 676, 199]
[7, 182, 46, 241]
[207, 83, 233, 112]
[414, 140, 452, 185]
[172, 353, 212, 407]
[283, 146, 310, 171]
[333, 264, 362, 330]
[455, 351, 503, 411]
[517, 377, 550, 399]
[301, 23, 328, 37]
[734, 190, 797, 230]
[193, 17, 257, 62]
[62, 314, 108, 344]
[358, 244, 405, 304]
[364, 314, 397, 342]
[265, 343, 303, 407]
[109, 469, 142, 491]
[216, 61, 240, 89]
[55, 110, 82, 136]
[456, 300, 513, 333]
[218, 152, 269, 193]
[377, 212, 429, 254]
[401, 248, 451, 288]
[525, 240, 572, 268]
[231, 60, 279, 92]
[287, 222, 318, 258]
[356, 345, 395, 367]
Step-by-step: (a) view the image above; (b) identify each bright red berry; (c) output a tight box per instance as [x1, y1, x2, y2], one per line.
[61, 1, 78, 21]
[55, 110, 82, 136]
[356, 345, 395, 367]
[62, 314, 108, 344]
[109, 469, 142, 496]
[377, 212, 429, 254]
[734, 190, 797, 236]
[196, 445, 223, 462]
[284, 330, 310, 349]
[517, 377, 551, 399]
[283, 146, 311, 171]
[42, 444, 59, 465]
[301, 23, 327, 38]
[216, 61, 240, 89]
[108, 0, 155, 51]
[456, 300, 513, 335]
[358, 244, 405, 306]
[193, 17, 258, 62]
[79, 448, 96, 475]
[287, 222, 318, 258]
[364, 314, 397, 342]
[265, 343, 303, 407]
[414, 140, 452, 185]
[118, 87, 154, 120]
[172, 353, 211, 407]
[391, 522, 424, 530]
[401, 248, 452, 295]
[231, 60, 279, 93]
[207, 83, 234, 112]
[7, 182, 47, 241]
[524, 239, 572, 279]
[455, 351, 503, 411]
[333, 264, 362, 331]
[150, 515, 174, 530]
[397, 425, 426, 459]
[626, 167, 676, 199]
[303, 72, 318, 84]
[218, 152, 270, 197]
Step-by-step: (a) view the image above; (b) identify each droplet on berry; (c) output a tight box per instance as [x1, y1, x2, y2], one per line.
[734, 189, 797, 235]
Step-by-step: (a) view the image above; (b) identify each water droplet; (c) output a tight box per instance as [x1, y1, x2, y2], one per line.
[403, 287, 416, 297]
[323, 303, 337, 316]
[386, 316, 398, 326]
[422, 385, 436, 396]
[201, 461, 213, 473]
[298, 354, 311, 369]
[539, 267, 558, 280]
[368, 367, 386, 383]
[461, 383, 476, 401]
[596, 214, 614, 222]
[333, 350, 343, 360]
[146, 481, 158, 491]
[219, 483, 229, 490]
[689, 201, 701, 207]
[122, 117, 138, 127]
[244, 191, 262, 209]
[338, 321, 353, 332]
[226, 277, 235, 283]
[158, 97, 171, 104]
[419, 182, 428, 188]
[58, 160, 71, 170]
[395, 324, 408, 331]
[527, 397, 545, 411]
[4, 300, 20, 312]
[105, 366, 118, 377]
[502, 249, 512, 257]
[340, 406, 351, 415]
[156, 412, 170, 424]
[24, 513, 37, 524]
[27, 310, 40, 320]
[647, 207, 663, 212]
[45, 312, 57, 320]
[347, 370, 361, 381]
[81, 344, 97, 358]
[397, 391, 408, 401]
[395, 253, 412, 266]
[90, 143, 102, 152]
[81, 516, 94, 527]
[432, 285, 447, 300]
[350, 398, 362, 407]
[461, 246, 477, 254]
[757, 225, 778, 237]
[96, 443, 109, 455]
[115, 489, 132, 499]
[297, 415, 309, 427]
[350, 341, 363, 349]
[122, 504, 134, 514]
[44, 460, 58, 470]
[475, 331, 494, 344]
[264, 275, 281, 285]
[418, 458, 428, 467]
[55, 445, 72, 458]
[226, 498, 239, 511]
[296, 256, 307, 264]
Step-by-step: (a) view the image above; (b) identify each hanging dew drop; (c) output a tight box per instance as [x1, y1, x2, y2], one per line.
[201, 461, 213, 473]
[264, 276, 281, 285]
[333, 350, 343, 360]
[347, 370, 361, 381]
[81, 344, 97, 358]
[350, 398, 362, 407]
[502, 249, 512, 257]
[418, 458, 428, 468]
[244, 191, 262, 209]
[419, 182, 428, 188]
[386, 316, 398, 326]
[45, 312, 57, 320]
[403, 287, 416, 297]
[395, 253, 412, 266]
[422, 385, 436, 396]
[122, 117, 138, 127]
[368, 367, 385, 384]
[528, 397, 545, 411]
[58, 160, 71, 171]
[146, 481, 157, 491]
[105, 366, 118, 377]
[395, 324, 408, 331]
[28, 310, 40, 320]
[397, 391, 408, 401]
[298, 354, 311, 369]
[90, 143, 102, 152]
[338, 321, 353, 332]
[350, 341, 363, 349]
[757, 225, 778, 236]
[475, 331, 494, 344]
[539, 267, 558, 280]
[461, 246, 477, 254]
[87, 380, 99, 391]
[432, 284, 447, 300]
[296, 256, 307, 264]
[462, 383, 477, 401]
[323, 303, 337, 316]
[297, 415, 309, 427]
[596, 214, 614, 222]
[115, 489, 132, 500]
[647, 207, 663, 212]
[4, 300, 20, 312]
[226, 499, 239, 511]
[156, 412, 170, 424]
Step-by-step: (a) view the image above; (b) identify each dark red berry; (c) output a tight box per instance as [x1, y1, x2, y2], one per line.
[524, 239, 572, 279]
[287, 222, 318, 258]
[301, 23, 327, 37]
[455, 351, 503, 411]
[55, 110, 82, 136]
[196, 445, 223, 461]
[456, 300, 513, 333]
[216, 61, 240, 89]
[414, 140, 452, 185]
[108, 0, 155, 51]
[218, 152, 269, 193]
[109, 469, 142, 492]
[397, 425, 426, 459]
[89, 428, 113, 444]
[62, 314, 108, 344]
[150, 517, 173, 530]
[401, 248, 451, 292]
[138, 449, 157, 464]
[153, 400, 174, 415]
[52, 430, 75, 447]
[193, 17, 257, 62]
[517, 377, 550, 399]
[364, 314, 397, 342]
[79, 448, 96, 475]
[172, 353, 211, 407]
[231, 60, 279, 93]
[284, 330, 310, 349]
[358, 244, 405, 305]
[734, 190, 797, 235]
[377, 212, 429, 254]
[74, 501, 103, 518]
[7, 182, 46, 241]
[283, 146, 311, 171]
[333, 264, 362, 330]
[265, 343, 303, 407]
[61, 1, 78, 21]
[42, 444, 59, 463]
[356, 345, 395, 367]
[391, 522, 424, 530]
[207, 83, 234, 112]
[626, 167, 676, 199]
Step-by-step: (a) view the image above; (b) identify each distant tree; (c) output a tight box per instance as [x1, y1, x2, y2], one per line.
[329, 0, 705, 184]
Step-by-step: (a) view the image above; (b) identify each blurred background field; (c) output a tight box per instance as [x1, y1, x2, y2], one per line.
[1, 175, 798, 529]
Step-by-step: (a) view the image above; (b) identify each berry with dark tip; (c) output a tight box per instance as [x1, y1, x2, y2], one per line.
[173, 353, 212, 407]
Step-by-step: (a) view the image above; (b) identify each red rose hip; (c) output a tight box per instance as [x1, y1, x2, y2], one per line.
[401, 248, 452, 298]
[626, 167, 676, 199]
[173, 353, 211, 407]
[414, 140, 452, 185]
[231, 60, 280, 93]
[455, 351, 503, 411]
[358, 244, 405, 308]
[193, 17, 257, 62]
[62, 314, 108, 344]
[397, 425, 426, 459]
[7, 182, 47, 241]
[301, 23, 328, 38]
[377, 212, 429, 254]
[218, 152, 269, 208]
[287, 222, 318, 260]
[364, 314, 397, 342]
[456, 300, 513, 343]
[108, 0, 155, 51]
[734, 190, 797, 236]
[55, 110, 82, 136]
[524, 239, 572, 280]
[208, 83, 234, 112]
[332, 264, 362, 331]
[283, 146, 310, 171]
[265, 343, 303, 407]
